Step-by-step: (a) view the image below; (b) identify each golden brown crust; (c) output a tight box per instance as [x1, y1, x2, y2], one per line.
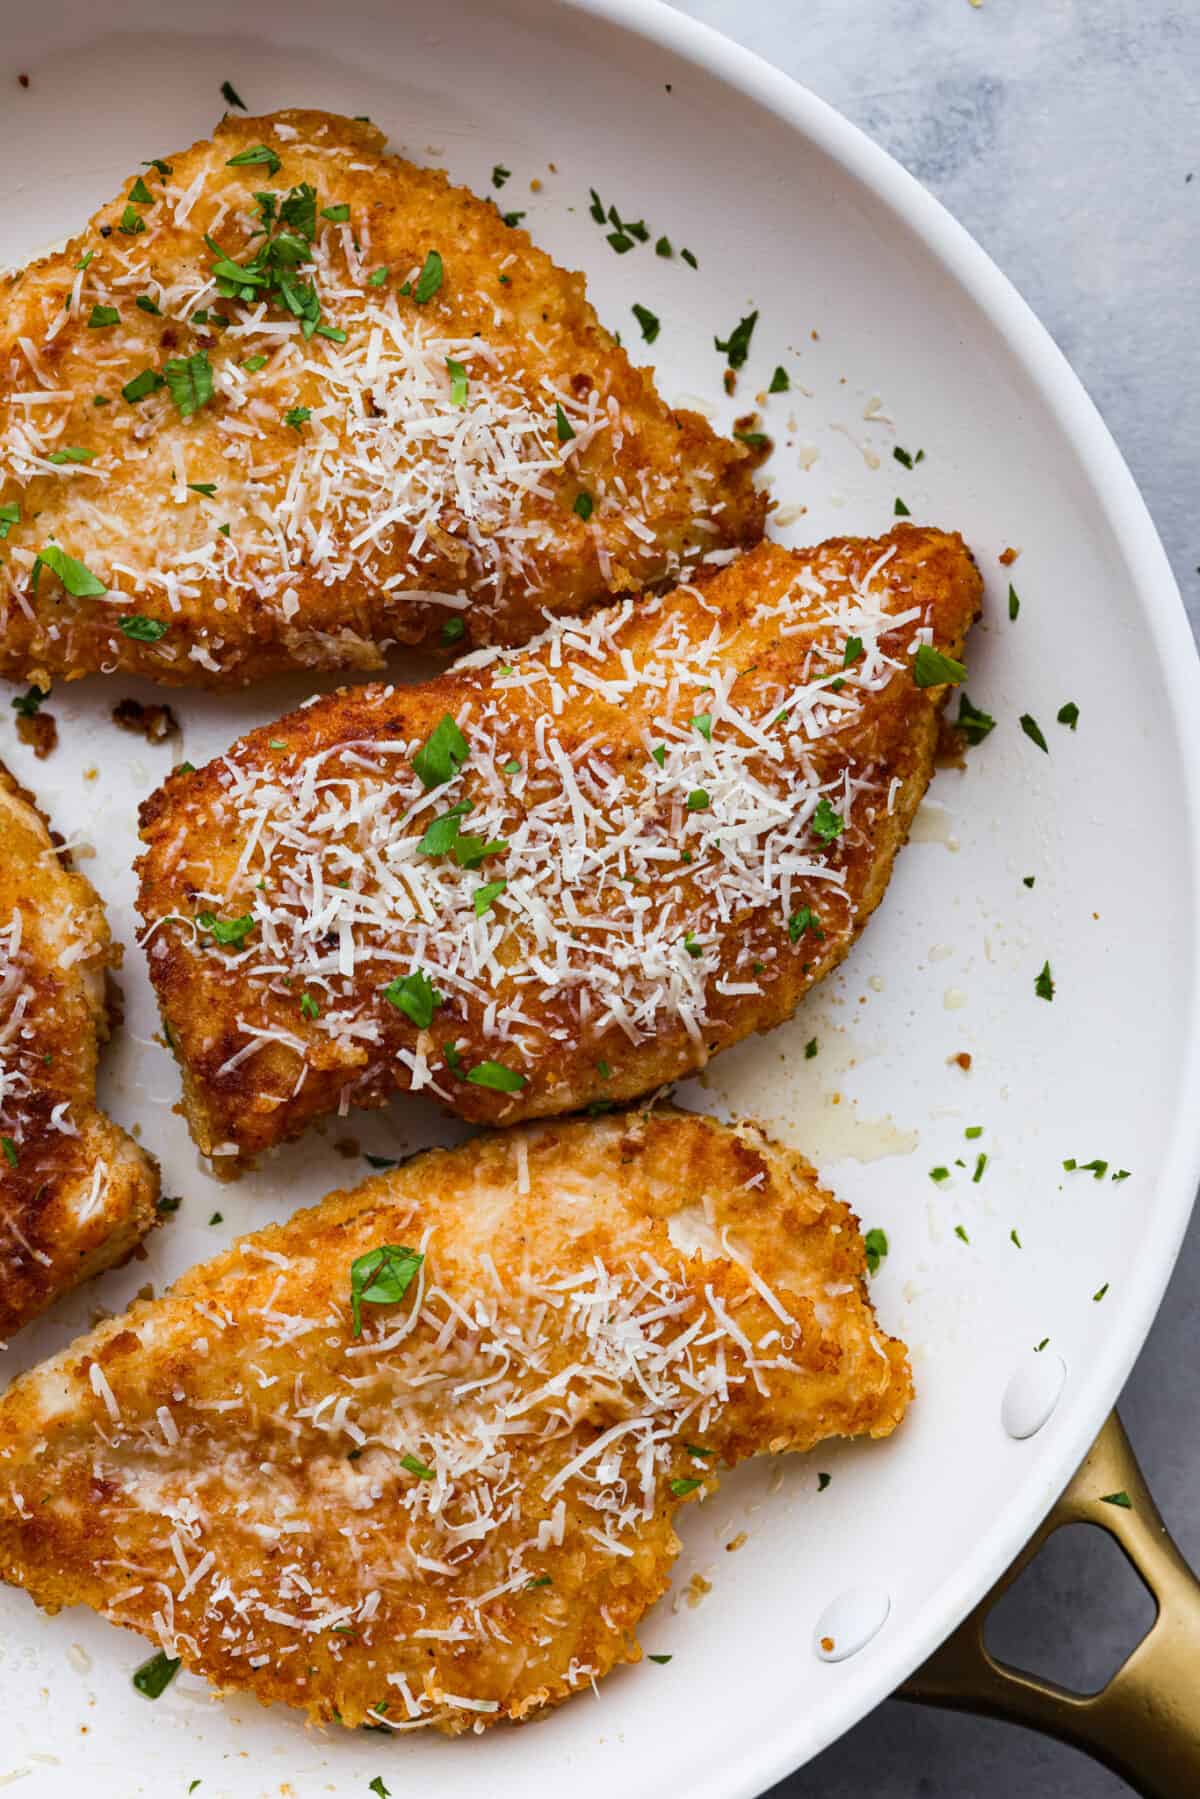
[0, 109, 763, 689]
[0, 1109, 910, 1732]
[0, 762, 160, 1335]
[136, 524, 981, 1169]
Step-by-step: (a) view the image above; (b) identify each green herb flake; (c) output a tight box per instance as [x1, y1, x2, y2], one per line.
[788, 906, 823, 943]
[413, 249, 444, 304]
[118, 614, 168, 641]
[413, 712, 469, 788]
[817, 1472, 831, 1492]
[0, 501, 20, 541]
[503, 212, 526, 228]
[681, 247, 698, 269]
[670, 1477, 702, 1497]
[186, 481, 217, 497]
[913, 644, 966, 688]
[440, 616, 466, 646]
[368, 265, 389, 286]
[502, 757, 521, 775]
[474, 879, 507, 916]
[145, 159, 173, 178]
[683, 931, 704, 960]
[1020, 713, 1049, 753]
[1093, 1282, 1109, 1302]
[1008, 583, 1020, 621]
[1011, 1229, 1022, 1248]
[929, 1166, 949, 1183]
[382, 969, 443, 1031]
[573, 490, 594, 521]
[128, 176, 155, 206]
[197, 910, 254, 946]
[655, 235, 672, 257]
[893, 446, 914, 468]
[1057, 701, 1080, 730]
[768, 365, 789, 393]
[31, 543, 107, 598]
[805, 1037, 818, 1059]
[714, 310, 757, 369]
[1101, 1490, 1132, 1509]
[691, 712, 713, 741]
[555, 400, 575, 442]
[1, 1137, 17, 1168]
[135, 294, 162, 316]
[894, 497, 911, 516]
[122, 367, 165, 404]
[956, 693, 995, 745]
[10, 685, 44, 718]
[1113, 1169, 1131, 1182]
[446, 357, 469, 408]
[632, 302, 660, 343]
[46, 446, 96, 465]
[284, 405, 311, 431]
[132, 1650, 180, 1699]
[650, 744, 666, 768]
[492, 165, 511, 189]
[466, 1060, 526, 1093]
[157, 1193, 182, 1215]
[400, 1453, 435, 1480]
[88, 303, 120, 329]
[809, 796, 843, 841]
[954, 1224, 970, 1243]
[118, 204, 146, 236]
[1035, 959, 1055, 1001]
[300, 992, 320, 1020]
[964, 1125, 983, 1140]
[221, 79, 247, 109]
[349, 1244, 423, 1337]
[842, 635, 863, 668]
[648, 1653, 673, 1664]
[686, 789, 710, 812]
[863, 1227, 888, 1275]
[1023, 875, 1035, 889]
[227, 144, 282, 176]
[321, 203, 351, 223]
[972, 1153, 987, 1183]
[734, 429, 767, 448]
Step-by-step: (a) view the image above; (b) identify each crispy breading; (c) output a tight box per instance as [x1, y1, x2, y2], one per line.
[136, 525, 981, 1169]
[0, 110, 763, 689]
[0, 764, 159, 1336]
[0, 1109, 911, 1732]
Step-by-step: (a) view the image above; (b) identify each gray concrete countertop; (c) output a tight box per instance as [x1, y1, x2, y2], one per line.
[671, 3, 1200, 1794]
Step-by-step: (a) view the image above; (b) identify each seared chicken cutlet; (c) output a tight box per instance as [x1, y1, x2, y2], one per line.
[0, 110, 763, 688]
[137, 525, 980, 1169]
[0, 764, 159, 1336]
[0, 1110, 911, 1732]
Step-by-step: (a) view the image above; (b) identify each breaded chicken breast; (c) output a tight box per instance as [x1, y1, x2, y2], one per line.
[0, 1109, 910, 1732]
[0, 110, 763, 689]
[0, 764, 159, 1336]
[137, 525, 980, 1170]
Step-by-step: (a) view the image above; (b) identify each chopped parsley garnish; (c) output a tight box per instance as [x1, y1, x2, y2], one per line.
[88, 303, 119, 329]
[573, 490, 594, 520]
[364, 1155, 398, 1170]
[788, 906, 823, 942]
[10, 685, 44, 718]
[118, 204, 146, 236]
[382, 969, 443, 1030]
[400, 1454, 435, 1480]
[1100, 1491, 1132, 1509]
[368, 265, 389, 286]
[466, 1060, 526, 1092]
[128, 176, 154, 206]
[555, 401, 575, 442]
[122, 367, 166, 403]
[413, 713, 469, 788]
[446, 356, 469, 407]
[768, 365, 789, 393]
[1011, 1229, 1022, 1248]
[632, 302, 660, 343]
[1034, 959, 1055, 1001]
[227, 144, 281, 176]
[0, 501, 20, 540]
[417, 800, 473, 856]
[413, 249, 444, 304]
[46, 446, 95, 465]
[929, 1166, 949, 1182]
[809, 797, 843, 841]
[954, 1224, 970, 1243]
[221, 79, 247, 109]
[284, 405, 311, 431]
[31, 543, 107, 598]
[369, 1782, 391, 1799]
[502, 211, 525, 228]
[132, 1650, 180, 1699]
[817, 1472, 831, 1492]
[965, 1125, 983, 1139]
[1057, 701, 1079, 729]
[187, 481, 217, 496]
[655, 235, 672, 257]
[163, 350, 213, 419]
[1093, 1283, 1109, 1302]
[492, 165, 511, 189]
[474, 879, 507, 916]
[1, 1137, 17, 1168]
[321, 202, 351, 223]
[1020, 713, 1049, 752]
[843, 635, 863, 667]
[670, 1477, 702, 1497]
[502, 757, 521, 775]
[197, 910, 254, 946]
[972, 1153, 987, 1183]
[441, 616, 466, 644]
[805, 1037, 818, 1059]
[681, 247, 698, 268]
[691, 712, 713, 741]
[300, 992, 320, 1020]
[686, 789, 710, 811]
[650, 745, 666, 768]
[1023, 875, 1035, 888]
[589, 188, 606, 223]
[734, 429, 767, 448]
[683, 931, 704, 959]
[956, 693, 995, 744]
[349, 1244, 423, 1337]
[144, 159, 173, 178]
[118, 614, 167, 641]
[1008, 584, 1020, 621]
[157, 1194, 182, 1215]
[863, 1227, 888, 1275]
[913, 644, 966, 687]
[714, 310, 757, 369]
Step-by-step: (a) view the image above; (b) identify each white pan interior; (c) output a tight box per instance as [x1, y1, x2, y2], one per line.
[1, 2, 1199, 1795]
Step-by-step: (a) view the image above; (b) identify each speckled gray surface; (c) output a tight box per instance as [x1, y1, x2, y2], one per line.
[670, 2, 1200, 1794]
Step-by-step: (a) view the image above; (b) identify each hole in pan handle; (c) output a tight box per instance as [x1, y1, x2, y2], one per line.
[897, 1412, 1200, 1799]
